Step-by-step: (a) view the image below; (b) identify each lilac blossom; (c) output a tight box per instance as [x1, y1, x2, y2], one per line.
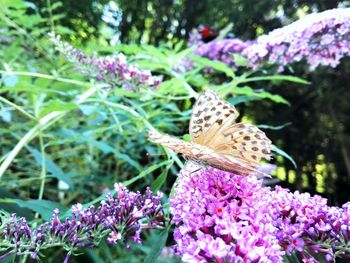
[170, 162, 350, 262]
[175, 29, 250, 73]
[243, 8, 350, 71]
[49, 33, 162, 91]
[270, 186, 350, 261]
[0, 184, 164, 261]
[193, 38, 250, 68]
[170, 162, 284, 262]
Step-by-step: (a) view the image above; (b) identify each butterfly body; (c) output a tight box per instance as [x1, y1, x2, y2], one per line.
[149, 89, 272, 176]
[149, 131, 266, 176]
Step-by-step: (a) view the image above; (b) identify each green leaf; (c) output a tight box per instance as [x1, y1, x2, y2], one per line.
[157, 78, 187, 95]
[151, 170, 168, 192]
[223, 86, 289, 104]
[241, 75, 309, 85]
[272, 144, 297, 168]
[258, 122, 292, 130]
[115, 152, 142, 171]
[27, 147, 74, 187]
[12, 199, 68, 221]
[227, 95, 265, 105]
[143, 226, 170, 263]
[0, 187, 33, 218]
[2, 75, 19, 87]
[190, 55, 235, 78]
[86, 249, 107, 263]
[151, 160, 173, 192]
[172, 47, 194, 63]
[232, 54, 248, 67]
[123, 160, 171, 187]
[40, 100, 77, 117]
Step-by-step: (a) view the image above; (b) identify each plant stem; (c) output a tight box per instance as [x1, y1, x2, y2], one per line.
[0, 71, 90, 87]
[0, 96, 36, 121]
[37, 131, 47, 201]
[46, 0, 55, 32]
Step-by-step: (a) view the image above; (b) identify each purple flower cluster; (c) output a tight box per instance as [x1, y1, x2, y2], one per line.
[170, 162, 284, 262]
[270, 186, 350, 262]
[0, 184, 164, 261]
[243, 8, 350, 71]
[49, 33, 162, 91]
[193, 39, 250, 69]
[176, 30, 250, 73]
[170, 163, 350, 262]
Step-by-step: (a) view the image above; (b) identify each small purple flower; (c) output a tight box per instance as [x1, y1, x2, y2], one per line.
[107, 231, 122, 244]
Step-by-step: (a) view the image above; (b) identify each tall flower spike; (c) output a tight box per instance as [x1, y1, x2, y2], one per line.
[170, 162, 284, 263]
[170, 163, 350, 262]
[48, 32, 162, 91]
[243, 8, 350, 71]
[0, 185, 164, 261]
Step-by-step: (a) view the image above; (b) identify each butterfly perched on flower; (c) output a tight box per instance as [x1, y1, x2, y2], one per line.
[148, 89, 272, 176]
[199, 26, 218, 43]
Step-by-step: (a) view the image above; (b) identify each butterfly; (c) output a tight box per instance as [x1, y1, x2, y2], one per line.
[199, 26, 219, 43]
[148, 89, 272, 176]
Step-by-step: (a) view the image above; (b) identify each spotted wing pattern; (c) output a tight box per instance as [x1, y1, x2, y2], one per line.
[189, 89, 238, 145]
[212, 123, 272, 167]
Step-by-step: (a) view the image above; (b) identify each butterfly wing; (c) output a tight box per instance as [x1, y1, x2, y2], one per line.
[189, 89, 238, 145]
[148, 131, 264, 176]
[212, 123, 272, 167]
[190, 89, 271, 174]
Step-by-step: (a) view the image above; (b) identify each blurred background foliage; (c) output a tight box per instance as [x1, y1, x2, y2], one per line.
[0, 0, 350, 261]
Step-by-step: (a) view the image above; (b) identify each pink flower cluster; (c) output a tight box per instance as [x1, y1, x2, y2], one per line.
[271, 186, 350, 262]
[49, 33, 162, 91]
[170, 163, 350, 262]
[243, 8, 350, 70]
[170, 163, 284, 262]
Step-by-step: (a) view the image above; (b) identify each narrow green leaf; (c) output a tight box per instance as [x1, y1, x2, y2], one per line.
[242, 75, 309, 84]
[258, 122, 292, 130]
[123, 160, 171, 187]
[151, 160, 173, 192]
[272, 144, 297, 168]
[225, 86, 289, 104]
[39, 100, 77, 117]
[227, 95, 264, 105]
[12, 199, 68, 221]
[190, 55, 235, 78]
[27, 147, 74, 187]
[143, 226, 170, 263]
